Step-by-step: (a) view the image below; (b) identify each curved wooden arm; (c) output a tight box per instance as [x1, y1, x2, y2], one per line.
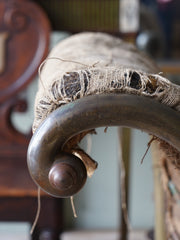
[27, 94, 180, 197]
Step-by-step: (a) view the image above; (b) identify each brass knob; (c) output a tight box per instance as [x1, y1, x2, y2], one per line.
[48, 153, 87, 197]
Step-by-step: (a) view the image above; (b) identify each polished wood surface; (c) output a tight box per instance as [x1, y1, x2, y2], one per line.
[0, 0, 50, 197]
[0, 0, 50, 102]
[0, 1, 63, 239]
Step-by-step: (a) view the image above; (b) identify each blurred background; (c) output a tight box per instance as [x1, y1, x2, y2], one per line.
[0, 0, 179, 239]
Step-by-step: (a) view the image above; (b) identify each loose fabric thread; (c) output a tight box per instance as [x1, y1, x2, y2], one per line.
[140, 136, 157, 164]
[70, 196, 77, 218]
[30, 187, 41, 235]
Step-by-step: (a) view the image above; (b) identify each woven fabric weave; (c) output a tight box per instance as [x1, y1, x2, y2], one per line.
[33, 32, 180, 238]
[33, 32, 180, 133]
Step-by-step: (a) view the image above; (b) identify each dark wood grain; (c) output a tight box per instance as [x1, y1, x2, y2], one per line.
[0, 0, 50, 195]
[0, 0, 50, 103]
[0, 1, 63, 239]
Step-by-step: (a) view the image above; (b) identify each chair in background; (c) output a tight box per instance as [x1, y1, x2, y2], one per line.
[0, 0, 64, 239]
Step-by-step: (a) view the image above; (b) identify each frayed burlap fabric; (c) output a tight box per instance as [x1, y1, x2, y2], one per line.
[33, 32, 179, 133]
[33, 32, 180, 238]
